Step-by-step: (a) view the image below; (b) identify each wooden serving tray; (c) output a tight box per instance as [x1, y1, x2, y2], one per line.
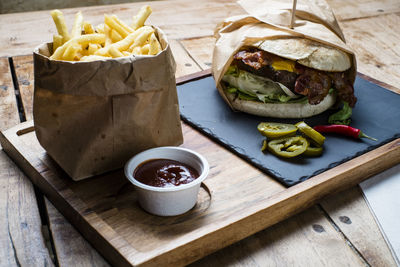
[1, 72, 400, 267]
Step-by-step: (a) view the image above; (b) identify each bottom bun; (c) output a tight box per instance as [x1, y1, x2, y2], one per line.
[225, 92, 336, 118]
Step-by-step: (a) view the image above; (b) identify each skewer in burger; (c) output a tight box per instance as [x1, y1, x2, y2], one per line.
[220, 37, 356, 118]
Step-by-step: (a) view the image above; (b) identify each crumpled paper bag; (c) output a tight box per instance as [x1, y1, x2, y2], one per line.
[33, 27, 183, 181]
[212, 0, 357, 108]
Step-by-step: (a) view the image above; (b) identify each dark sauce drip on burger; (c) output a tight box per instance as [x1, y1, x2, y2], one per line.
[231, 47, 357, 107]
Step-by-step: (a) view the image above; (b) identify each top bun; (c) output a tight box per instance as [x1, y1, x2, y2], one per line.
[254, 38, 351, 72]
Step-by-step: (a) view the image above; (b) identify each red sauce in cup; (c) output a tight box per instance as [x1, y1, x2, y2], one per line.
[133, 159, 199, 188]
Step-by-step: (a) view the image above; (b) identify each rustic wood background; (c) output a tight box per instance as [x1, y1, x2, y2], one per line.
[0, 0, 399, 266]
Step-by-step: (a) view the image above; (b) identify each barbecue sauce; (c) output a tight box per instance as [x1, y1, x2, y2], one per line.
[133, 159, 199, 188]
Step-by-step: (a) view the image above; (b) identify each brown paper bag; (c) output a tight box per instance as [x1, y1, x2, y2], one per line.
[33, 27, 183, 181]
[212, 0, 357, 108]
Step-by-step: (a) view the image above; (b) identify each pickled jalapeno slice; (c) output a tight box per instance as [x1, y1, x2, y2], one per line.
[267, 136, 309, 158]
[257, 122, 298, 139]
[295, 121, 325, 146]
[261, 139, 268, 152]
[303, 145, 323, 157]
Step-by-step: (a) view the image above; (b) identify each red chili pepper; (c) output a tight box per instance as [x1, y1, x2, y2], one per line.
[313, 125, 377, 141]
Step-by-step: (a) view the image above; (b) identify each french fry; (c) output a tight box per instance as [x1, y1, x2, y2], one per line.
[140, 44, 150, 55]
[104, 24, 113, 47]
[131, 5, 152, 30]
[51, 10, 70, 43]
[117, 26, 150, 51]
[81, 55, 110, 61]
[51, 33, 106, 60]
[108, 46, 124, 58]
[71, 11, 83, 38]
[149, 32, 162, 55]
[111, 15, 134, 34]
[96, 23, 105, 34]
[53, 35, 63, 52]
[129, 27, 154, 50]
[131, 46, 141, 55]
[104, 14, 130, 38]
[94, 47, 109, 57]
[83, 21, 94, 34]
[62, 43, 82, 61]
[75, 51, 85, 61]
[49, 7, 159, 61]
[88, 43, 101, 55]
[104, 24, 112, 46]
[111, 29, 123, 43]
[96, 26, 150, 57]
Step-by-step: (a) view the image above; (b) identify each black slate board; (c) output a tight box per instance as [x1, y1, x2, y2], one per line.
[177, 75, 400, 187]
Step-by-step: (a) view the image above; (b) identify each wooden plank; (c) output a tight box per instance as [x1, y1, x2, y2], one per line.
[1, 0, 172, 14]
[0, 56, 53, 266]
[1, 115, 399, 266]
[0, 151, 54, 266]
[0, 57, 19, 131]
[12, 55, 34, 121]
[0, 0, 244, 57]
[320, 186, 397, 266]
[190, 206, 365, 266]
[180, 37, 216, 70]
[326, 0, 400, 21]
[340, 13, 400, 90]
[169, 40, 202, 77]
[45, 199, 110, 267]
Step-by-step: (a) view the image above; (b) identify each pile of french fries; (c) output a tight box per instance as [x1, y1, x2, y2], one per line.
[50, 5, 162, 62]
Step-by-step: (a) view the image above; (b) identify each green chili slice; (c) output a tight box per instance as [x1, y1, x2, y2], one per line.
[303, 145, 323, 157]
[295, 121, 325, 146]
[267, 136, 309, 158]
[257, 122, 298, 139]
[261, 139, 268, 152]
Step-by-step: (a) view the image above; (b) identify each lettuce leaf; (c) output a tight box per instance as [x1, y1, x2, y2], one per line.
[328, 101, 352, 125]
[222, 66, 300, 103]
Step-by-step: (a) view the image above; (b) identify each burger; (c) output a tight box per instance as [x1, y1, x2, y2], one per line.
[220, 37, 357, 118]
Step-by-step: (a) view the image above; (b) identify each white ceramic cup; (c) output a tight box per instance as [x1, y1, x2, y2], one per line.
[124, 146, 209, 216]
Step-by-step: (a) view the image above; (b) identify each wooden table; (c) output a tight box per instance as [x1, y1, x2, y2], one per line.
[1, 0, 399, 266]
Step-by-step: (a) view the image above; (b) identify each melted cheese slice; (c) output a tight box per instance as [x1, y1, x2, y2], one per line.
[271, 59, 296, 72]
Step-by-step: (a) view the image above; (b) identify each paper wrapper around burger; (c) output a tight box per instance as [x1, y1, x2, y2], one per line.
[33, 27, 183, 181]
[212, 0, 357, 110]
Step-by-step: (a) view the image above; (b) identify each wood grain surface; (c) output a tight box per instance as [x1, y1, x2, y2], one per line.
[0, 151, 54, 267]
[321, 187, 397, 266]
[0, 58, 19, 130]
[0, 58, 53, 266]
[0, 0, 399, 266]
[45, 199, 110, 267]
[12, 56, 34, 121]
[340, 13, 400, 89]
[327, 0, 400, 20]
[191, 206, 366, 267]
